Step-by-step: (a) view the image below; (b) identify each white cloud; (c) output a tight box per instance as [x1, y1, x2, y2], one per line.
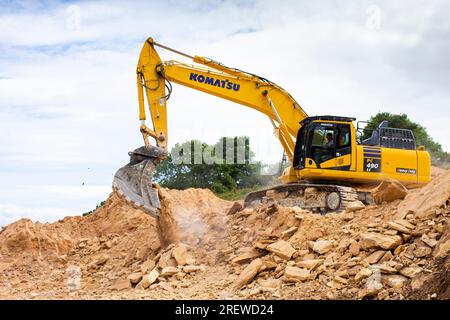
[0, 0, 449, 226]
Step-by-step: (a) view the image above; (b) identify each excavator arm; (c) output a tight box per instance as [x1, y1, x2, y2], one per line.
[114, 37, 308, 215]
[137, 38, 308, 161]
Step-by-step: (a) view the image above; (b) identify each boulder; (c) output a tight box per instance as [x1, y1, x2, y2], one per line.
[259, 278, 281, 289]
[266, 240, 296, 260]
[160, 266, 179, 277]
[140, 259, 156, 274]
[413, 246, 432, 258]
[233, 258, 263, 289]
[348, 241, 360, 256]
[127, 272, 143, 285]
[296, 259, 323, 270]
[372, 179, 408, 204]
[372, 264, 397, 274]
[284, 266, 310, 282]
[306, 228, 325, 241]
[381, 274, 408, 289]
[379, 251, 393, 263]
[231, 249, 265, 264]
[354, 268, 373, 281]
[360, 233, 402, 250]
[421, 234, 438, 248]
[399, 266, 423, 278]
[281, 227, 298, 239]
[345, 201, 365, 212]
[158, 250, 177, 268]
[433, 225, 450, 259]
[172, 243, 188, 266]
[183, 265, 202, 274]
[111, 278, 131, 291]
[311, 240, 333, 254]
[91, 253, 109, 266]
[137, 269, 159, 289]
[387, 221, 411, 234]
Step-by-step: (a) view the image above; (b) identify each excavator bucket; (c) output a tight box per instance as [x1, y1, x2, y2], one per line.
[112, 145, 167, 216]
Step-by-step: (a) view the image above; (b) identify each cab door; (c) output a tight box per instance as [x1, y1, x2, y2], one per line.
[332, 124, 352, 170]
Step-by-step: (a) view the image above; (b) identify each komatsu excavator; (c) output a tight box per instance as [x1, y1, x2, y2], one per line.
[113, 37, 431, 216]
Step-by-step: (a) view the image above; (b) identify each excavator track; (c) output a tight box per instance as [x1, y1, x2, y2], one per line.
[244, 183, 371, 214]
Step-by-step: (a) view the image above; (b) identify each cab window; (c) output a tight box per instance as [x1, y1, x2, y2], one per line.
[336, 124, 351, 157]
[308, 124, 335, 165]
[311, 127, 334, 147]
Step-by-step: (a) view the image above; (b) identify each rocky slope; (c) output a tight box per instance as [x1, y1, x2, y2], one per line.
[0, 169, 449, 300]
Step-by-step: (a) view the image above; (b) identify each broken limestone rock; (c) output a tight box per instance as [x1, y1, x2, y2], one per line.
[354, 268, 373, 282]
[358, 286, 381, 299]
[172, 243, 188, 266]
[348, 240, 360, 256]
[413, 246, 432, 258]
[128, 272, 143, 285]
[137, 269, 159, 289]
[306, 228, 325, 241]
[140, 259, 156, 274]
[433, 227, 450, 259]
[381, 274, 408, 289]
[399, 266, 423, 278]
[379, 251, 393, 264]
[183, 265, 202, 274]
[360, 232, 402, 250]
[345, 201, 365, 213]
[372, 179, 408, 204]
[296, 259, 323, 270]
[158, 250, 178, 268]
[387, 221, 411, 234]
[111, 278, 131, 291]
[91, 253, 109, 267]
[231, 249, 265, 265]
[284, 266, 310, 282]
[259, 278, 281, 289]
[311, 240, 333, 254]
[281, 227, 298, 239]
[421, 234, 438, 248]
[160, 266, 179, 277]
[233, 258, 263, 289]
[266, 240, 296, 260]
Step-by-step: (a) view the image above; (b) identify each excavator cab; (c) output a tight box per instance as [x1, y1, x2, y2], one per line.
[293, 116, 355, 172]
[291, 115, 429, 187]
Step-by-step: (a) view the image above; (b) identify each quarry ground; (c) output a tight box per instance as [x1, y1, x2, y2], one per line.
[0, 167, 449, 300]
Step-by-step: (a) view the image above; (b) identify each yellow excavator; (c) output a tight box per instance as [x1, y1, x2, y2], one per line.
[113, 37, 431, 215]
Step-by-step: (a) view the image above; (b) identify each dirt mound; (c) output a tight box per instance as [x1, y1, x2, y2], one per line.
[0, 169, 449, 300]
[396, 170, 450, 219]
[371, 179, 408, 204]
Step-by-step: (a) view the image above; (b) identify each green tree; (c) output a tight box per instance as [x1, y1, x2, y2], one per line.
[363, 112, 448, 162]
[153, 137, 269, 194]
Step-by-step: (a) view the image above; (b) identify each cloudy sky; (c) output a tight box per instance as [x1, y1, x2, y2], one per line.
[0, 0, 449, 226]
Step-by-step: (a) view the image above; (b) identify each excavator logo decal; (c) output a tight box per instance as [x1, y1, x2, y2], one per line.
[189, 73, 240, 91]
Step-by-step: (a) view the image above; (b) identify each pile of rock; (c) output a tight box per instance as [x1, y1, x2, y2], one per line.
[227, 198, 450, 300]
[122, 243, 205, 291]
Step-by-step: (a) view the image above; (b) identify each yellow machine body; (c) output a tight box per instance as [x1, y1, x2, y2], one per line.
[135, 38, 431, 190]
